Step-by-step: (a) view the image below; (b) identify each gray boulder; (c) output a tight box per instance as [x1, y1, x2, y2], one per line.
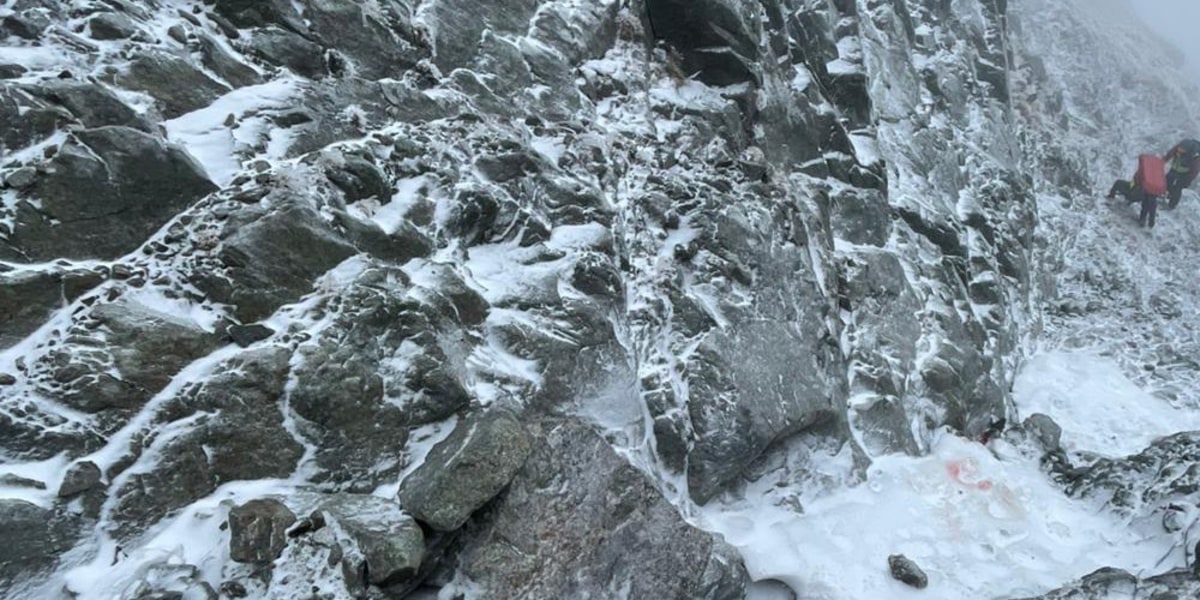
[453, 419, 748, 599]
[212, 202, 357, 322]
[25, 80, 153, 132]
[228, 499, 296, 565]
[57, 460, 102, 498]
[93, 297, 223, 394]
[0, 270, 66, 350]
[88, 12, 138, 40]
[318, 494, 424, 588]
[0, 500, 79, 590]
[397, 408, 531, 531]
[8, 126, 215, 261]
[888, 554, 928, 589]
[116, 50, 231, 118]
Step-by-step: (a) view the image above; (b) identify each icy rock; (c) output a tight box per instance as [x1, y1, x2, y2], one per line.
[324, 155, 391, 202]
[227, 322, 275, 347]
[300, 0, 425, 81]
[212, 0, 307, 31]
[228, 498, 297, 565]
[248, 28, 327, 80]
[94, 297, 223, 394]
[397, 408, 531, 531]
[116, 50, 231, 119]
[1022, 413, 1063, 454]
[1065, 432, 1200, 518]
[333, 211, 434, 263]
[121, 563, 217, 600]
[0, 474, 45, 489]
[645, 0, 758, 86]
[8, 126, 217, 261]
[0, 270, 66, 349]
[110, 348, 303, 540]
[3, 167, 36, 189]
[88, 12, 138, 40]
[318, 494, 424, 588]
[888, 554, 928, 589]
[0, 374, 13, 386]
[453, 419, 748, 599]
[195, 33, 260, 89]
[1, 10, 51, 40]
[0, 500, 79, 589]
[212, 202, 356, 322]
[0, 84, 60, 153]
[831, 188, 892, 247]
[57, 460, 102, 498]
[0, 64, 26, 79]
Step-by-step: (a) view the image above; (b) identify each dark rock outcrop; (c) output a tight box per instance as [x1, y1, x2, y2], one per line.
[6, 126, 216, 262]
[451, 419, 748, 598]
[397, 409, 531, 531]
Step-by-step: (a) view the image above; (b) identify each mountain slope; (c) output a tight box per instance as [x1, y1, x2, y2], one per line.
[1, 0, 1199, 598]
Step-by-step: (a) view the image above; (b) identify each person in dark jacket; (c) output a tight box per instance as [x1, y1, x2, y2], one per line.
[1163, 138, 1200, 209]
[1107, 154, 1168, 228]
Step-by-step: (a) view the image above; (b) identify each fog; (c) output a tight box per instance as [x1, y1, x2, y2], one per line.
[1129, 1, 1200, 76]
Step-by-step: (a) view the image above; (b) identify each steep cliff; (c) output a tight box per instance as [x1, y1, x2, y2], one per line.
[0, 0, 1197, 598]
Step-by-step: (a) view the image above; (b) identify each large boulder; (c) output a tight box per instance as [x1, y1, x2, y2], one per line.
[228, 499, 297, 565]
[453, 419, 748, 599]
[93, 297, 223, 394]
[0, 500, 79, 592]
[25, 80, 153, 132]
[6, 126, 216, 262]
[318, 494, 425, 588]
[397, 408, 531, 531]
[116, 50, 232, 118]
[207, 201, 357, 322]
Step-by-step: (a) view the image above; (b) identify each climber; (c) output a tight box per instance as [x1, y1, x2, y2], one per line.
[1106, 153, 1168, 228]
[1163, 138, 1200, 209]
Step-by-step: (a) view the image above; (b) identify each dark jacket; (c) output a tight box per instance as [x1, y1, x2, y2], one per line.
[1165, 139, 1200, 188]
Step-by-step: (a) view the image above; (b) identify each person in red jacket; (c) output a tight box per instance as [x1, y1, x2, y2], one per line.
[1107, 154, 1168, 228]
[1163, 138, 1200, 209]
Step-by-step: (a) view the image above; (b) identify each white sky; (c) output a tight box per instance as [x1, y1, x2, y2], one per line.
[1129, 1, 1200, 75]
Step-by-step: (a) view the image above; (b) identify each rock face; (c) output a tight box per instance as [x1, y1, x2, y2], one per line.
[4, 126, 216, 261]
[397, 409, 532, 532]
[452, 419, 748, 599]
[0, 0, 1110, 597]
[0, 500, 78, 592]
[318, 494, 425, 589]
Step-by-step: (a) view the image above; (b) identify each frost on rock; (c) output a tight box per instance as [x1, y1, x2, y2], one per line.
[0, 0, 1196, 597]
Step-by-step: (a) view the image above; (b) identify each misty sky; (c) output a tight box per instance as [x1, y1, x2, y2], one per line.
[1130, 1, 1200, 75]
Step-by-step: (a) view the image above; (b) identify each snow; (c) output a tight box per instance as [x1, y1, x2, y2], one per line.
[61, 479, 295, 600]
[1013, 350, 1200, 457]
[163, 79, 302, 187]
[705, 432, 1181, 600]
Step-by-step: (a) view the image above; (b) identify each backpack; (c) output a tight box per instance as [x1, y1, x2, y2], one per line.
[1135, 154, 1168, 196]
